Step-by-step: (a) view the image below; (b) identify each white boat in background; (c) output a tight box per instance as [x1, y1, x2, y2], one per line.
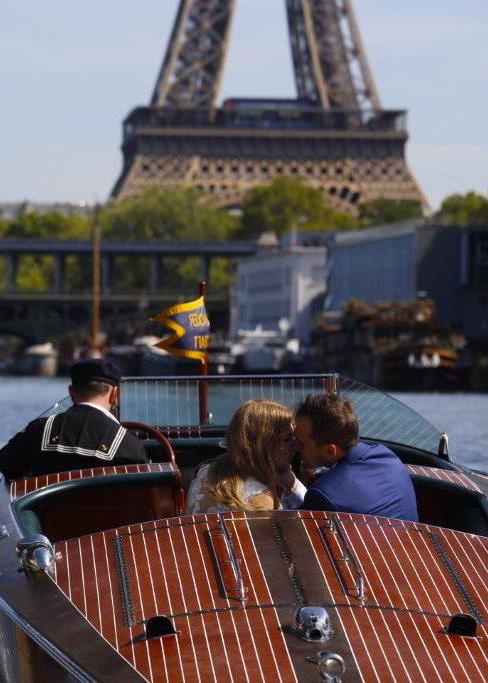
[232, 325, 303, 373]
[10, 342, 58, 377]
[106, 336, 200, 376]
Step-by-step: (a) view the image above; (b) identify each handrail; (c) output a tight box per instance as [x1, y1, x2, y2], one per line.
[218, 516, 247, 602]
[320, 518, 366, 603]
[207, 516, 247, 602]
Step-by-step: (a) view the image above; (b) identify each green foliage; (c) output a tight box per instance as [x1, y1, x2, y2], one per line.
[99, 186, 239, 292]
[16, 256, 53, 292]
[358, 198, 423, 226]
[110, 256, 150, 291]
[1, 212, 91, 292]
[239, 175, 358, 238]
[436, 192, 488, 227]
[100, 186, 237, 241]
[209, 257, 232, 290]
[4, 211, 91, 240]
[64, 255, 90, 293]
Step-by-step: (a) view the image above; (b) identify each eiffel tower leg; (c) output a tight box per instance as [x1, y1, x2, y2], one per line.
[151, 0, 237, 111]
[112, 0, 425, 212]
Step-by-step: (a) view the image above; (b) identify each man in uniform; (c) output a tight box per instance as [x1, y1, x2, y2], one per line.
[0, 359, 149, 481]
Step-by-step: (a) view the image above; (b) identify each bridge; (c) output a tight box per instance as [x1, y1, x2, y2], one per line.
[0, 239, 255, 293]
[0, 239, 256, 340]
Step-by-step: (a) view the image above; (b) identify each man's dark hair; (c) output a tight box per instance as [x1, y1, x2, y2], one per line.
[70, 381, 112, 401]
[295, 394, 359, 451]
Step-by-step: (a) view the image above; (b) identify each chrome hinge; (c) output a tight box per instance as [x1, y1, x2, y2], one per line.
[0, 524, 8, 539]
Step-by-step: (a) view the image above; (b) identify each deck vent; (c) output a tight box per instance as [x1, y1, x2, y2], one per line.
[145, 615, 178, 639]
[444, 613, 479, 638]
[293, 606, 332, 642]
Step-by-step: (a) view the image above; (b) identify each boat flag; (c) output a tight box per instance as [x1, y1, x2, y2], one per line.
[151, 296, 210, 360]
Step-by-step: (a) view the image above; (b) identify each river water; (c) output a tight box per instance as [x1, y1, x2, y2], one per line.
[0, 377, 486, 472]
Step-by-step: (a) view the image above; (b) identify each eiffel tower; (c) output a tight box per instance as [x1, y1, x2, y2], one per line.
[112, 0, 424, 212]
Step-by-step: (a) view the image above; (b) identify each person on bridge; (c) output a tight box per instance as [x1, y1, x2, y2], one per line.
[278, 394, 418, 521]
[0, 359, 148, 481]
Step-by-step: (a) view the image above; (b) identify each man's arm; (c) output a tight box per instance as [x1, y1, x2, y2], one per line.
[281, 475, 307, 509]
[301, 486, 336, 512]
[0, 420, 43, 481]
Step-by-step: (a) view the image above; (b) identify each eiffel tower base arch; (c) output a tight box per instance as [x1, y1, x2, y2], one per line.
[112, 123, 424, 213]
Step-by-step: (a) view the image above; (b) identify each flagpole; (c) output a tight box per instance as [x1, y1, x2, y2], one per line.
[90, 204, 101, 358]
[198, 280, 208, 424]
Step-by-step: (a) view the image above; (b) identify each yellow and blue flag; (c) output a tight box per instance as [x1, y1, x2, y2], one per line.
[152, 296, 210, 360]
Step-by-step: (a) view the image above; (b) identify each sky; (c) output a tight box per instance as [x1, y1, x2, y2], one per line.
[1, 0, 487, 210]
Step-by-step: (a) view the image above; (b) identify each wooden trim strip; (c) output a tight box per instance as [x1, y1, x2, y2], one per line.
[10, 463, 177, 501]
[406, 465, 482, 492]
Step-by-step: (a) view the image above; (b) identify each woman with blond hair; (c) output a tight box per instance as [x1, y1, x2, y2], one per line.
[185, 399, 305, 513]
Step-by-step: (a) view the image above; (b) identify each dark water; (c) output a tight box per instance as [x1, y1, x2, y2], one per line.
[0, 377, 486, 471]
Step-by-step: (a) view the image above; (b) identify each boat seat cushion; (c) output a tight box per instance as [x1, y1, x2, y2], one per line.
[412, 476, 488, 536]
[12, 471, 181, 542]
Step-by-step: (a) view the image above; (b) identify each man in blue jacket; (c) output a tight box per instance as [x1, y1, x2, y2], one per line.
[291, 394, 418, 521]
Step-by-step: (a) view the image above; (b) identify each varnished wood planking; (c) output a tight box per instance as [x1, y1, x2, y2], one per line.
[52, 511, 488, 682]
[406, 465, 482, 492]
[10, 463, 177, 500]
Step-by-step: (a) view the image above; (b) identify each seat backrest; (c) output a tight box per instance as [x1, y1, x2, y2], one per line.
[412, 476, 488, 536]
[13, 471, 182, 542]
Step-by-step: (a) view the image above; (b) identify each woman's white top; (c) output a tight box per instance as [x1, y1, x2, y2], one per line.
[185, 463, 307, 514]
[185, 463, 271, 514]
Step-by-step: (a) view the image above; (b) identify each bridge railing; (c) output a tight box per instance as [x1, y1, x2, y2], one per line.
[0, 239, 255, 295]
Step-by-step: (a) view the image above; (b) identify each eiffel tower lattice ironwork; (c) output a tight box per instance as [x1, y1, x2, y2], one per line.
[112, 0, 424, 212]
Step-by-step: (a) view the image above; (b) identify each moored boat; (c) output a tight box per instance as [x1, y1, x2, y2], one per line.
[232, 328, 303, 374]
[0, 374, 487, 681]
[311, 300, 466, 390]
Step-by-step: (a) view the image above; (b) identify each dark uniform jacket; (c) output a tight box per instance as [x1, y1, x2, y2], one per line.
[0, 403, 148, 481]
[302, 441, 419, 522]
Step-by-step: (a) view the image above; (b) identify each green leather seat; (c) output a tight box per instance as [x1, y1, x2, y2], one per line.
[12, 470, 181, 542]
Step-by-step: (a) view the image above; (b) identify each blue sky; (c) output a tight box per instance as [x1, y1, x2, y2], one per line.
[1, 0, 487, 209]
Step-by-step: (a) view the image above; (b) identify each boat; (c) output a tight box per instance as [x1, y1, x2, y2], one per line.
[311, 299, 466, 390]
[10, 342, 58, 378]
[206, 337, 236, 376]
[232, 327, 303, 373]
[105, 337, 201, 377]
[0, 373, 487, 681]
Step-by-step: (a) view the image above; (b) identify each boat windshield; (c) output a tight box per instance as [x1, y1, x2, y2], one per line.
[117, 374, 442, 455]
[38, 374, 443, 455]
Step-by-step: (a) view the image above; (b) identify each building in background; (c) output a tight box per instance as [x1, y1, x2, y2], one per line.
[326, 220, 488, 340]
[0, 202, 93, 220]
[234, 241, 326, 344]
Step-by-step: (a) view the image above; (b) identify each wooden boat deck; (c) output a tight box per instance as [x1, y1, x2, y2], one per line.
[50, 510, 488, 682]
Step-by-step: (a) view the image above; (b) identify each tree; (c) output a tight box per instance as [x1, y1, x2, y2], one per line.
[2, 211, 91, 292]
[239, 175, 358, 239]
[100, 186, 237, 241]
[3, 211, 91, 240]
[99, 186, 238, 291]
[358, 198, 423, 226]
[436, 191, 488, 227]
